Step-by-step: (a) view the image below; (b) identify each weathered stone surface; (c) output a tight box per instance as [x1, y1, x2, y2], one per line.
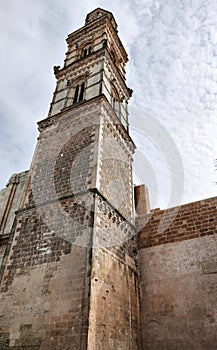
[0, 245, 91, 349]
[138, 197, 217, 349]
[0, 7, 217, 350]
[138, 196, 217, 248]
[0, 8, 138, 350]
[0, 171, 28, 236]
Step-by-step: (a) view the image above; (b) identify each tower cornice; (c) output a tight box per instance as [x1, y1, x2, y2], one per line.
[54, 47, 132, 100]
[85, 8, 118, 29]
[38, 94, 136, 151]
[66, 12, 128, 63]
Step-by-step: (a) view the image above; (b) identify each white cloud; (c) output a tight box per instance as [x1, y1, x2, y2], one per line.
[128, 0, 217, 206]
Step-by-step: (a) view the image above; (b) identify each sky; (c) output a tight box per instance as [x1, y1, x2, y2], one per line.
[0, 0, 217, 210]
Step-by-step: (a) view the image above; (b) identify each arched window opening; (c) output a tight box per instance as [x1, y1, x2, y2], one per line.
[81, 44, 93, 58]
[73, 85, 79, 104]
[79, 82, 85, 102]
[112, 96, 116, 109]
[73, 82, 85, 104]
[111, 89, 120, 117]
[83, 49, 88, 57]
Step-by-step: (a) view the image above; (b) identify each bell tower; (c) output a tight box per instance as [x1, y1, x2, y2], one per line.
[0, 8, 140, 350]
[49, 8, 131, 132]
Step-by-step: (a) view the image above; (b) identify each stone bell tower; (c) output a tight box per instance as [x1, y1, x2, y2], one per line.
[0, 8, 140, 350]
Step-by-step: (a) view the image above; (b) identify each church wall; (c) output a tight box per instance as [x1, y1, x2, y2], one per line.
[0, 172, 29, 273]
[138, 196, 217, 349]
[0, 188, 10, 223]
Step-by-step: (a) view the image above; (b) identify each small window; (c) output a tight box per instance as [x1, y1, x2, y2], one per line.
[79, 82, 85, 102]
[73, 85, 79, 104]
[112, 96, 116, 109]
[73, 83, 85, 104]
[83, 49, 88, 58]
[81, 44, 93, 58]
[111, 93, 120, 116]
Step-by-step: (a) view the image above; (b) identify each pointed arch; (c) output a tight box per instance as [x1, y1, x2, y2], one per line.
[80, 42, 93, 58]
[66, 76, 87, 106]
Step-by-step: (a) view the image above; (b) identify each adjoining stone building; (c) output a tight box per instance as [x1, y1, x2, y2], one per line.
[0, 8, 216, 350]
[0, 171, 29, 269]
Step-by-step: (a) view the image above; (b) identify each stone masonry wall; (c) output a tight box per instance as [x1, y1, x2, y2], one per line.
[0, 171, 28, 237]
[0, 9, 139, 349]
[0, 197, 93, 349]
[138, 196, 217, 350]
[0, 97, 139, 349]
[82, 101, 140, 349]
[98, 102, 134, 224]
[138, 196, 217, 249]
[0, 103, 100, 349]
[87, 194, 140, 350]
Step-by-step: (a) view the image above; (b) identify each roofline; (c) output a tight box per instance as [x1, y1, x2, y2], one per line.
[85, 7, 118, 28]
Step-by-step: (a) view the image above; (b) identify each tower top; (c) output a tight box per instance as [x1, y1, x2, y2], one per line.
[85, 8, 117, 30]
[48, 7, 132, 132]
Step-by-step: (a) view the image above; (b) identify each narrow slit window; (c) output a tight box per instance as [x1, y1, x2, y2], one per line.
[73, 82, 85, 104]
[111, 51, 116, 64]
[81, 45, 93, 58]
[79, 82, 85, 102]
[111, 89, 120, 117]
[73, 85, 79, 104]
[112, 96, 116, 109]
[83, 49, 88, 57]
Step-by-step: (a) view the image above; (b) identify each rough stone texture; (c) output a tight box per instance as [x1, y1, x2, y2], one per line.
[138, 197, 217, 349]
[134, 185, 150, 216]
[0, 171, 28, 236]
[87, 195, 140, 349]
[138, 196, 217, 249]
[0, 173, 94, 348]
[88, 247, 139, 350]
[0, 106, 95, 348]
[0, 9, 138, 349]
[1, 8, 217, 350]
[0, 245, 91, 350]
[0, 171, 29, 284]
[98, 104, 135, 224]
[0, 104, 138, 348]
